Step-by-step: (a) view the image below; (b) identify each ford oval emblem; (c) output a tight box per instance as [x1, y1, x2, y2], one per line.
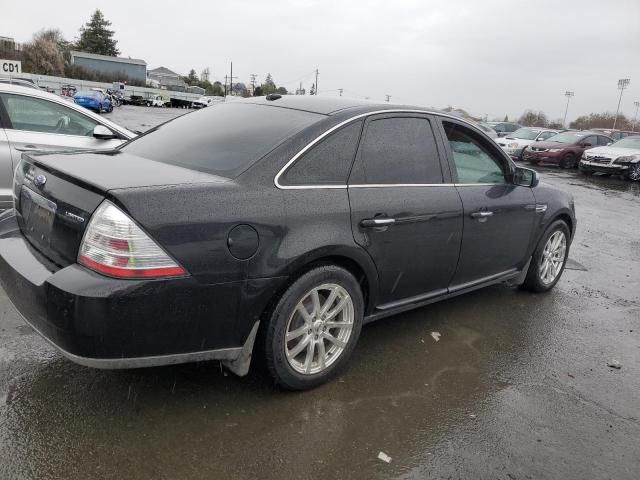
[34, 174, 47, 188]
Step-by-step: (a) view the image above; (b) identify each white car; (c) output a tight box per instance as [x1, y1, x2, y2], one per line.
[0, 84, 135, 209]
[496, 128, 559, 160]
[192, 96, 221, 109]
[579, 135, 640, 181]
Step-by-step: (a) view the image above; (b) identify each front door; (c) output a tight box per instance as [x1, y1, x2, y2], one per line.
[348, 113, 463, 307]
[0, 93, 123, 167]
[439, 119, 537, 287]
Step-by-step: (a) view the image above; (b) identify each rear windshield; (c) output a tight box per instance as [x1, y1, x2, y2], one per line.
[121, 102, 324, 177]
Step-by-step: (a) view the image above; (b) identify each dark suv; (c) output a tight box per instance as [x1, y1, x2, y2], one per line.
[0, 97, 576, 390]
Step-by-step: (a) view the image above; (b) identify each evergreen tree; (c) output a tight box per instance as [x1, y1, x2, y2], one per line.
[76, 10, 120, 56]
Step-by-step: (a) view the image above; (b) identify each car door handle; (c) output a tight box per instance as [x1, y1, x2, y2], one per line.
[360, 218, 396, 228]
[470, 211, 494, 219]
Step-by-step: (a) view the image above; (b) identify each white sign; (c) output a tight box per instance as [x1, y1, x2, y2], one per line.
[1, 60, 22, 75]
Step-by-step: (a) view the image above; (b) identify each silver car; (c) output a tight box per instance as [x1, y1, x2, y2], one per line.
[0, 84, 135, 209]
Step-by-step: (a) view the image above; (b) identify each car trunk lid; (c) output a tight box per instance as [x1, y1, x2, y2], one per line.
[14, 151, 228, 267]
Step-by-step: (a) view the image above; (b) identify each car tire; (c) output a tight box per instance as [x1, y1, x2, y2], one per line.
[522, 220, 570, 293]
[263, 265, 364, 390]
[560, 153, 575, 169]
[625, 163, 640, 182]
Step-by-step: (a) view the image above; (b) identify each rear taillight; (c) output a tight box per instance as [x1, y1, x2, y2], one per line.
[78, 201, 186, 279]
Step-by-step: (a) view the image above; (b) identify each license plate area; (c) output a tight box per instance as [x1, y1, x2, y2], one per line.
[20, 186, 57, 249]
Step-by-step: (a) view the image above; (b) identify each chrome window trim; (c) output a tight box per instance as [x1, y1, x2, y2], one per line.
[274, 108, 484, 190]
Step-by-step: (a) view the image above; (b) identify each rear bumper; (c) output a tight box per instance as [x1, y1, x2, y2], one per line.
[0, 210, 257, 368]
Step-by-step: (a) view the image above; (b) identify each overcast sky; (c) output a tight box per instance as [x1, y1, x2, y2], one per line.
[5, 0, 640, 122]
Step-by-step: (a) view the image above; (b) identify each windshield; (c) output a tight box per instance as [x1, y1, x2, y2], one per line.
[611, 136, 640, 149]
[546, 131, 586, 143]
[122, 102, 324, 177]
[509, 128, 540, 140]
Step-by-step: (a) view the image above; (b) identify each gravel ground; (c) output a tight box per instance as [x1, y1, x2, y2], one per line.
[0, 106, 638, 479]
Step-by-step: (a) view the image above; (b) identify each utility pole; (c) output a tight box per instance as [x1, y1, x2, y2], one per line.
[224, 75, 228, 97]
[613, 78, 630, 129]
[314, 69, 319, 95]
[563, 91, 574, 128]
[633, 101, 640, 132]
[385, 94, 391, 103]
[230, 62, 233, 96]
[338, 88, 343, 97]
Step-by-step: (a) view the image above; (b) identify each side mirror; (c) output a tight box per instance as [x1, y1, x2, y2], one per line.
[535, 137, 543, 141]
[607, 142, 612, 146]
[581, 142, 592, 147]
[514, 166, 539, 188]
[93, 125, 116, 140]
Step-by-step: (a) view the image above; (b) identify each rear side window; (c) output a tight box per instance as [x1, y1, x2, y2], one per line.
[122, 103, 323, 178]
[350, 117, 443, 184]
[280, 121, 362, 186]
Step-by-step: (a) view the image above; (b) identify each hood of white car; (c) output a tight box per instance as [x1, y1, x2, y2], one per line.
[496, 137, 536, 147]
[583, 146, 640, 159]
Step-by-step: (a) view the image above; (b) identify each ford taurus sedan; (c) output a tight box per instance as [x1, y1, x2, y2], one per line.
[0, 97, 576, 390]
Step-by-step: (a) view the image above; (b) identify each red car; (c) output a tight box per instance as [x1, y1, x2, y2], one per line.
[523, 131, 613, 168]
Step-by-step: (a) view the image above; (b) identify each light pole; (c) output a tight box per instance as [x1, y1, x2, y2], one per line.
[613, 78, 630, 129]
[633, 101, 640, 132]
[563, 91, 574, 128]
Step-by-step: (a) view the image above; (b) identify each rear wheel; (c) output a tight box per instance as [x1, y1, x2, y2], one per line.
[264, 265, 364, 390]
[522, 220, 570, 293]
[626, 163, 640, 181]
[559, 153, 575, 169]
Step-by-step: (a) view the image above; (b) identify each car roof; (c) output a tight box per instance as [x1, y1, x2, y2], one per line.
[235, 96, 477, 124]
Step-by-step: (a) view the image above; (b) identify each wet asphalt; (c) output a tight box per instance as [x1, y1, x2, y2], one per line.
[0, 107, 639, 480]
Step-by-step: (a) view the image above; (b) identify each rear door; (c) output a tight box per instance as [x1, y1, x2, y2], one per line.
[439, 119, 537, 288]
[0, 93, 123, 166]
[348, 113, 463, 307]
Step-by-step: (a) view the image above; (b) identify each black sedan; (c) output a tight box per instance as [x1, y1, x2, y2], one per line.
[0, 97, 576, 390]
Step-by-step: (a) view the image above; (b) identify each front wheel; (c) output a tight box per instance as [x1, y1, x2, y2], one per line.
[263, 265, 364, 390]
[522, 220, 570, 293]
[626, 163, 640, 182]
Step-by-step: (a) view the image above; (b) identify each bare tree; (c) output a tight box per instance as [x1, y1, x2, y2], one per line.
[22, 29, 66, 76]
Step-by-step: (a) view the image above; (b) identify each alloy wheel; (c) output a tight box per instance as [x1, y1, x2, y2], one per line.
[628, 164, 640, 181]
[284, 283, 354, 375]
[539, 231, 567, 285]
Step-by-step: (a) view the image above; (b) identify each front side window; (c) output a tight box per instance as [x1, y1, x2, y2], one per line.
[350, 117, 443, 184]
[597, 136, 611, 146]
[538, 131, 556, 140]
[582, 136, 597, 147]
[1, 93, 99, 136]
[444, 122, 507, 184]
[280, 121, 362, 186]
